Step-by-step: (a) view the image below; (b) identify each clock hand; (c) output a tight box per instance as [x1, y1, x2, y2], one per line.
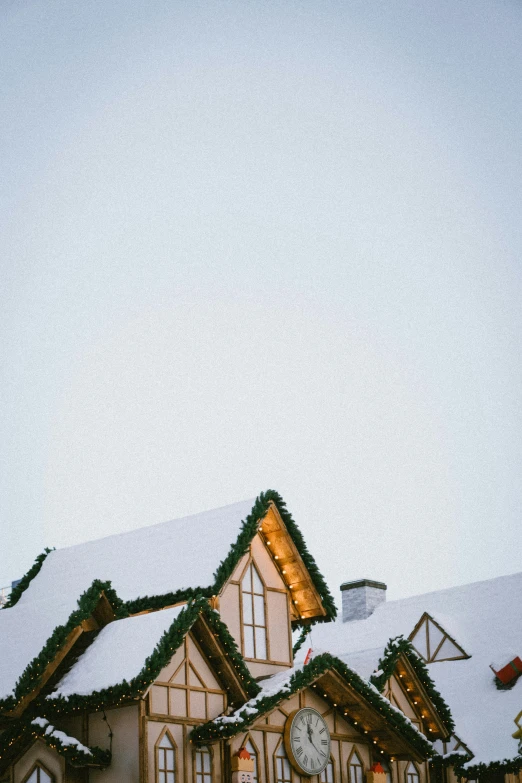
[307, 725, 322, 754]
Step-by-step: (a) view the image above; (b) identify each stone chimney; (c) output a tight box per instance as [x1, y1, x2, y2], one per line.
[340, 579, 387, 622]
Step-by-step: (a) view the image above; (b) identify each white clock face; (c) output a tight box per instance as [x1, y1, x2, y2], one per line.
[284, 708, 331, 776]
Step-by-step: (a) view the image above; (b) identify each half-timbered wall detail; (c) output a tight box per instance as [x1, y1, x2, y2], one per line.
[408, 615, 469, 663]
[224, 687, 427, 783]
[386, 675, 423, 733]
[146, 631, 228, 783]
[218, 534, 293, 678]
[150, 634, 227, 721]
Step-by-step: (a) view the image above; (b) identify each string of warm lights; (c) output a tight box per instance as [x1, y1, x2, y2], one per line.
[45, 598, 258, 717]
[430, 751, 522, 781]
[0, 579, 127, 715]
[369, 636, 454, 736]
[191, 652, 435, 758]
[0, 717, 111, 771]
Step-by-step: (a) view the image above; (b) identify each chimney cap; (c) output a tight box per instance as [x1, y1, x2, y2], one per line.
[340, 579, 387, 592]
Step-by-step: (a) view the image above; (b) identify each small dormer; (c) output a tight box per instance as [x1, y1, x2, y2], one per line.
[217, 500, 332, 678]
[408, 613, 469, 663]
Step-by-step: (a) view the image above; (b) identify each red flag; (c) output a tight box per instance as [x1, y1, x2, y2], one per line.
[304, 647, 313, 665]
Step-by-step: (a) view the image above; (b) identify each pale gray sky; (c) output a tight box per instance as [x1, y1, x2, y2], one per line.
[1, 0, 521, 604]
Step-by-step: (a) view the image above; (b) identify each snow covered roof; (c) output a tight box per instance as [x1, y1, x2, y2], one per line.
[0, 491, 335, 712]
[0, 499, 252, 701]
[0, 716, 111, 773]
[313, 571, 522, 766]
[50, 604, 186, 699]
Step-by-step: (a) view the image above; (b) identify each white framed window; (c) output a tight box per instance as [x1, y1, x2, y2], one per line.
[241, 562, 267, 659]
[347, 749, 364, 783]
[195, 746, 212, 783]
[275, 741, 292, 783]
[157, 730, 176, 783]
[405, 762, 420, 783]
[23, 765, 53, 783]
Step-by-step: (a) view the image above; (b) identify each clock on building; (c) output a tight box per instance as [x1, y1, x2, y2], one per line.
[283, 708, 331, 776]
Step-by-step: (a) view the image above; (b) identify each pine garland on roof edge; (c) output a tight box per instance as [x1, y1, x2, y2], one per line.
[190, 652, 434, 759]
[0, 580, 128, 714]
[370, 636, 455, 736]
[44, 597, 259, 717]
[3, 548, 55, 609]
[0, 717, 111, 772]
[430, 752, 522, 781]
[125, 490, 337, 622]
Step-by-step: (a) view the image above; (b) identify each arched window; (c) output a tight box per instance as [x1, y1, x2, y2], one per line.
[23, 764, 53, 783]
[405, 762, 420, 783]
[241, 562, 267, 659]
[275, 741, 292, 783]
[245, 738, 259, 783]
[320, 759, 334, 783]
[157, 730, 176, 783]
[195, 746, 212, 783]
[348, 749, 364, 783]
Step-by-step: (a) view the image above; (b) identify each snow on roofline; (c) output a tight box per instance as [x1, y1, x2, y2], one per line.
[192, 653, 435, 759]
[314, 570, 522, 766]
[0, 491, 335, 711]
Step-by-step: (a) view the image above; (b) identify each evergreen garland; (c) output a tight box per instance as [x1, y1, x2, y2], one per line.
[258, 491, 337, 623]
[125, 585, 211, 616]
[122, 491, 337, 621]
[0, 580, 128, 714]
[369, 636, 455, 736]
[190, 652, 434, 758]
[31, 718, 112, 767]
[292, 624, 311, 657]
[3, 548, 54, 609]
[201, 605, 260, 699]
[455, 755, 522, 780]
[430, 752, 522, 781]
[429, 752, 472, 783]
[0, 716, 110, 772]
[44, 597, 259, 716]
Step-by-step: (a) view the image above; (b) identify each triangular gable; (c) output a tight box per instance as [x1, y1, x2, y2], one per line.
[125, 491, 336, 625]
[0, 581, 122, 719]
[191, 652, 435, 762]
[0, 717, 111, 775]
[44, 597, 259, 715]
[1, 491, 332, 719]
[432, 733, 473, 758]
[369, 636, 455, 740]
[252, 500, 330, 623]
[408, 613, 469, 663]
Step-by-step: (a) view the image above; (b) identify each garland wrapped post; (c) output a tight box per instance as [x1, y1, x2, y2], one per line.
[292, 625, 310, 657]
